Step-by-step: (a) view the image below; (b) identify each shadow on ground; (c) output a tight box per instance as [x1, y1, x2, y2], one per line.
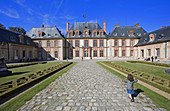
[133, 89, 144, 97]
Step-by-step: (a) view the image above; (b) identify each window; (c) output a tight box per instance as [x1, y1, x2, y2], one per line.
[100, 40, 103, 47]
[32, 34, 35, 37]
[69, 32, 72, 37]
[130, 50, 133, 56]
[29, 51, 32, 59]
[84, 50, 88, 57]
[75, 40, 79, 47]
[121, 33, 125, 36]
[69, 40, 72, 48]
[47, 52, 50, 59]
[69, 50, 73, 58]
[85, 31, 87, 37]
[115, 50, 118, 57]
[122, 40, 125, 46]
[156, 48, 160, 57]
[85, 40, 88, 48]
[55, 34, 58, 36]
[100, 32, 103, 36]
[15, 50, 18, 59]
[141, 50, 144, 58]
[51, 41, 53, 47]
[54, 41, 57, 47]
[93, 40, 97, 47]
[115, 40, 118, 47]
[122, 50, 125, 57]
[19, 35, 24, 43]
[131, 40, 133, 47]
[94, 32, 96, 37]
[94, 50, 97, 57]
[148, 49, 151, 57]
[76, 51, 79, 57]
[55, 51, 58, 58]
[76, 32, 78, 36]
[39, 41, 41, 47]
[48, 34, 51, 36]
[149, 34, 154, 41]
[26, 40, 30, 45]
[10, 36, 16, 42]
[47, 41, 50, 47]
[100, 50, 103, 57]
[114, 33, 117, 36]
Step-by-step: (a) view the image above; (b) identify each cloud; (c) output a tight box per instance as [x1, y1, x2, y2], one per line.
[27, 8, 33, 15]
[0, 8, 20, 18]
[15, 0, 26, 7]
[42, 14, 50, 27]
[58, 0, 64, 10]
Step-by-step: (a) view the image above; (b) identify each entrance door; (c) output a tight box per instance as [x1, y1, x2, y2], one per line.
[84, 50, 88, 57]
[23, 50, 26, 58]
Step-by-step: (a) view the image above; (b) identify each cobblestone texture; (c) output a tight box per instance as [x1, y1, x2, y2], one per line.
[17, 61, 167, 111]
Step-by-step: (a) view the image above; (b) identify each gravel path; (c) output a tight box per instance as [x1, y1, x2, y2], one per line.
[17, 61, 166, 111]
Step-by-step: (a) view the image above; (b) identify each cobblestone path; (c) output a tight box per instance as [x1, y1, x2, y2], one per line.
[18, 61, 165, 111]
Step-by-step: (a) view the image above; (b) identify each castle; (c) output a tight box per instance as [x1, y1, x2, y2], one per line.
[0, 22, 169, 62]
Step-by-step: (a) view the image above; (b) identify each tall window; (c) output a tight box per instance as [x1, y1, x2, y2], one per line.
[76, 32, 78, 36]
[131, 40, 133, 47]
[54, 41, 57, 47]
[100, 32, 103, 36]
[93, 40, 97, 47]
[94, 32, 96, 37]
[75, 40, 79, 47]
[156, 48, 160, 57]
[47, 41, 50, 47]
[85, 40, 88, 48]
[85, 31, 87, 37]
[69, 40, 72, 48]
[47, 52, 50, 58]
[130, 50, 133, 56]
[69, 32, 72, 37]
[15, 50, 18, 59]
[39, 41, 41, 47]
[55, 51, 58, 58]
[148, 49, 151, 57]
[94, 50, 97, 57]
[122, 50, 125, 57]
[100, 40, 103, 47]
[115, 40, 118, 47]
[100, 50, 103, 57]
[141, 50, 144, 58]
[29, 51, 32, 59]
[51, 41, 53, 47]
[122, 40, 125, 47]
[115, 50, 118, 57]
[76, 51, 79, 57]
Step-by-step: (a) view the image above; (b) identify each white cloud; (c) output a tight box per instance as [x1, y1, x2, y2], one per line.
[27, 8, 33, 15]
[15, 0, 26, 7]
[58, 0, 64, 10]
[0, 8, 20, 18]
[42, 14, 50, 27]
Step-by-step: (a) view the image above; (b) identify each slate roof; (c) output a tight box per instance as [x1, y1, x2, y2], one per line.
[135, 26, 170, 46]
[108, 26, 147, 38]
[0, 28, 37, 47]
[27, 27, 64, 39]
[66, 22, 107, 38]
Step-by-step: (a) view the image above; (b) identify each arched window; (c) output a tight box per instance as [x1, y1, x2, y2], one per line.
[69, 32, 72, 37]
[149, 34, 154, 41]
[85, 31, 87, 37]
[94, 32, 96, 37]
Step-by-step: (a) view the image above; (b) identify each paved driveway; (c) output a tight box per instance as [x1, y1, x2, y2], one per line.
[17, 61, 164, 111]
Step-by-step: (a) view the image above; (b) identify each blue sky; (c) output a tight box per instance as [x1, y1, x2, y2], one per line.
[0, 0, 170, 34]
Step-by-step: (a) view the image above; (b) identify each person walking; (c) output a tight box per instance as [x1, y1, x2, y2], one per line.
[151, 56, 153, 62]
[124, 74, 138, 102]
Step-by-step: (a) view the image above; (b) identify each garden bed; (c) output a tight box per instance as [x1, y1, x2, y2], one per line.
[101, 61, 170, 93]
[127, 61, 169, 67]
[0, 62, 72, 102]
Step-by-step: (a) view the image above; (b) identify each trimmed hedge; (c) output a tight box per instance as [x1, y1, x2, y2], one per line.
[127, 61, 169, 67]
[7, 61, 47, 69]
[0, 62, 72, 101]
[102, 61, 170, 93]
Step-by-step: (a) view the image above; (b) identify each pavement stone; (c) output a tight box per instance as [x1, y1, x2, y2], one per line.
[17, 61, 165, 111]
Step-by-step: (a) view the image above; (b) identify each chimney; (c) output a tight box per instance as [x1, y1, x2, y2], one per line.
[113, 27, 115, 30]
[116, 23, 119, 27]
[41, 24, 44, 28]
[54, 25, 56, 27]
[66, 22, 69, 32]
[103, 21, 106, 32]
[135, 23, 139, 27]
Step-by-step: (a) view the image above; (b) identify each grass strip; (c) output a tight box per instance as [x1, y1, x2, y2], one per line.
[0, 62, 77, 111]
[127, 61, 169, 67]
[97, 62, 170, 111]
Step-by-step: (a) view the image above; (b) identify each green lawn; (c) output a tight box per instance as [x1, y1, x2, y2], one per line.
[0, 62, 61, 84]
[0, 62, 76, 111]
[97, 62, 170, 110]
[113, 61, 170, 80]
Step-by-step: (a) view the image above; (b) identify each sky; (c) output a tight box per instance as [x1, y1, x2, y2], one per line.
[0, 0, 170, 34]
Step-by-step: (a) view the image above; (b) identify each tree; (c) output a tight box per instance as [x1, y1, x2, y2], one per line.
[8, 27, 26, 35]
[0, 23, 6, 29]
